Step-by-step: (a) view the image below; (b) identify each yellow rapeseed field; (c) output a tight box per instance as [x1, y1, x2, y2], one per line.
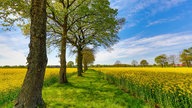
[93, 67, 192, 107]
[0, 68, 77, 92]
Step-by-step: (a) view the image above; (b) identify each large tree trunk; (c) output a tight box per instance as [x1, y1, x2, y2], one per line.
[14, 0, 47, 107]
[59, 15, 68, 84]
[77, 46, 83, 76]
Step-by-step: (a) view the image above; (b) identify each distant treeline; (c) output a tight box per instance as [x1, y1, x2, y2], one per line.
[0, 65, 60, 68]
[91, 64, 173, 67]
[0, 64, 188, 68]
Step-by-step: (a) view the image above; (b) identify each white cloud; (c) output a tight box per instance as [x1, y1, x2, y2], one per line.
[151, 0, 187, 15]
[109, 0, 187, 29]
[109, 0, 133, 11]
[0, 44, 27, 65]
[95, 32, 192, 64]
[146, 16, 180, 27]
[0, 31, 29, 66]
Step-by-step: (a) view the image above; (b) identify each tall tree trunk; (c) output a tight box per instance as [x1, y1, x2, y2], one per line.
[59, 15, 68, 84]
[14, 0, 47, 107]
[77, 46, 83, 76]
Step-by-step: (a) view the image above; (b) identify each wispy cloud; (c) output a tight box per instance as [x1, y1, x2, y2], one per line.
[0, 30, 75, 66]
[0, 31, 29, 65]
[146, 16, 180, 27]
[150, 0, 187, 15]
[95, 32, 192, 64]
[109, 0, 187, 29]
[109, 0, 133, 11]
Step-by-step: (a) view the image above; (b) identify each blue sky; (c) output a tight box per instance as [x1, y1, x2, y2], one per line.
[0, 0, 192, 65]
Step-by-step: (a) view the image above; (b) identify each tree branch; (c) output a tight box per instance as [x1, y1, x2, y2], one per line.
[47, 2, 63, 27]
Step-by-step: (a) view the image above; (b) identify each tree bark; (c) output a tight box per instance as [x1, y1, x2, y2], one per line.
[14, 0, 47, 107]
[59, 15, 68, 84]
[77, 46, 83, 76]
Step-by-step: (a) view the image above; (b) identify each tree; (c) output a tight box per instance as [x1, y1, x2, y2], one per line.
[0, 0, 30, 30]
[131, 60, 138, 67]
[168, 55, 178, 67]
[140, 59, 148, 67]
[46, 0, 88, 83]
[67, 0, 125, 76]
[67, 61, 74, 68]
[180, 47, 192, 67]
[82, 48, 95, 72]
[1, 1, 78, 83]
[14, 0, 47, 107]
[114, 60, 121, 65]
[155, 54, 167, 67]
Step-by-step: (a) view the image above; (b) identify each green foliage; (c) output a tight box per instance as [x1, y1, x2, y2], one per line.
[66, 0, 125, 49]
[114, 60, 121, 65]
[180, 47, 192, 67]
[67, 61, 75, 68]
[82, 48, 95, 65]
[140, 59, 149, 67]
[0, 0, 30, 30]
[155, 54, 168, 67]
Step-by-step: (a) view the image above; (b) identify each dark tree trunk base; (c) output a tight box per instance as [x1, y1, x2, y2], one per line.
[14, 98, 46, 108]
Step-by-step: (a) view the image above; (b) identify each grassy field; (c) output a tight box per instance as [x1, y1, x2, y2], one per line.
[0, 69, 149, 108]
[93, 67, 192, 108]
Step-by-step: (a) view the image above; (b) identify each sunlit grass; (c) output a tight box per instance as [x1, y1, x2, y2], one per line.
[42, 70, 149, 108]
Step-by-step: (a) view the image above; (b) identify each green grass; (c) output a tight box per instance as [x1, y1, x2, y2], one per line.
[43, 70, 149, 108]
[1, 70, 150, 108]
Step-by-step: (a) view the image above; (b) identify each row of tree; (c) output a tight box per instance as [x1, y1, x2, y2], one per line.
[113, 47, 192, 67]
[155, 47, 192, 67]
[67, 47, 95, 71]
[1, 0, 124, 107]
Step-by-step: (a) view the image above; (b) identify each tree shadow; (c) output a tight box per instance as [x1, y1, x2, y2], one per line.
[43, 70, 147, 108]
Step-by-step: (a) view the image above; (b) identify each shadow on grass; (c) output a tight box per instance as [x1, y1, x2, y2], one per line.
[43, 70, 149, 108]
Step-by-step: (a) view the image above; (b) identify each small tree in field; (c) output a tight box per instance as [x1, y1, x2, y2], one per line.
[140, 59, 148, 67]
[180, 47, 192, 67]
[131, 60, 138, 67]
[155, 54, 168, 67]
[168, 55, 178, 67]
[114, 60, 121, 65]
[82, 48, 95, 72]
[67, 61, 74, 68]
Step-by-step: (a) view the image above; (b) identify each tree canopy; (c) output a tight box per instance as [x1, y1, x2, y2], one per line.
[131, 60, 138, 67]
[140, 59, 148, 67]
[155, 54, 168, 67]
[82, 47, 95, 71]
[180, 47, 192, 67]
